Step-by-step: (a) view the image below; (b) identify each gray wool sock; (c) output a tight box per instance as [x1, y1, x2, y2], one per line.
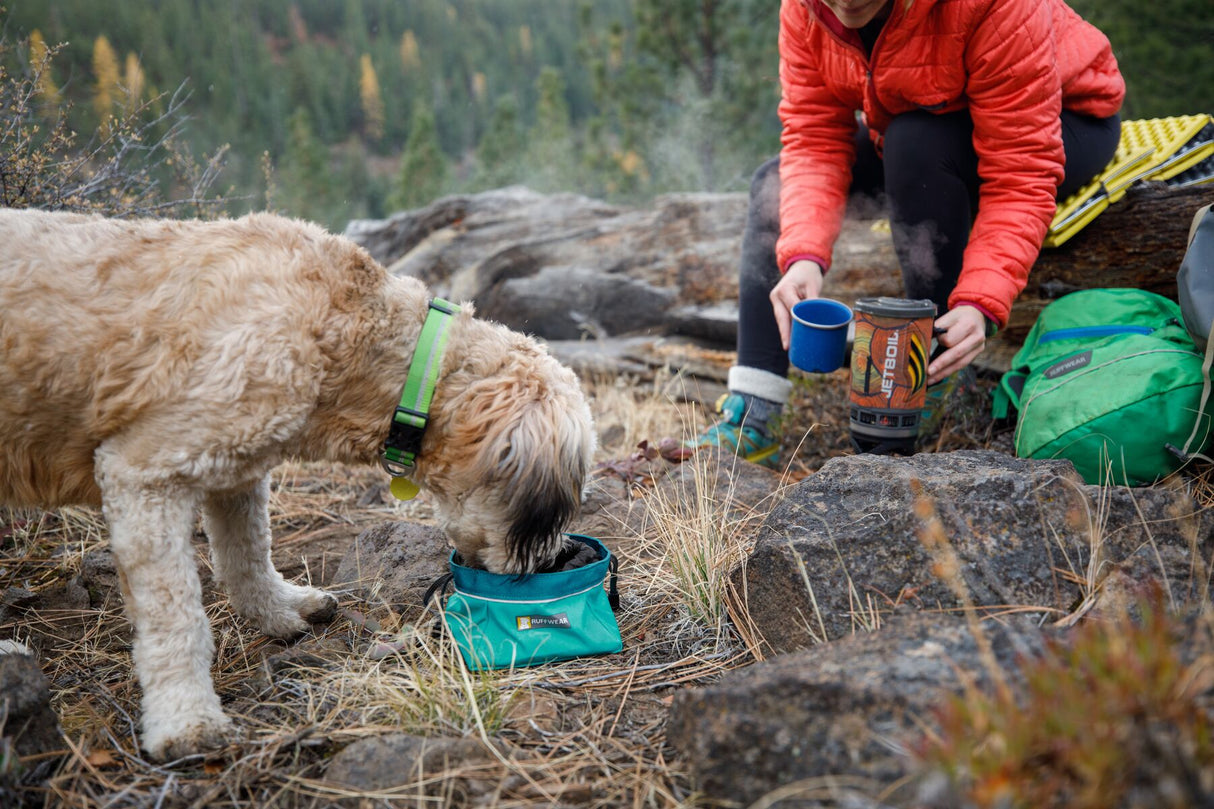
[725, 366, 793, 440]
[736, 392, 782, 438]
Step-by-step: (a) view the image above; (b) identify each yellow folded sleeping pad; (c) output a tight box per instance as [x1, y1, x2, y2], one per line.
[1045, 113, 1214, 248]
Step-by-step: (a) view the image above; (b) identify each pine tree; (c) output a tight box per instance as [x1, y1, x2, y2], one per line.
[518, 24, 533, 59]
[475, 93, 524, 189]
[631, 0, 779, 190]
[1069, 0, 1213, 118]
[577, 6, 660, 199]
[359, 53, 384, 142]
[399, 30, 420, 71]
[471, 71, 487, 104]
[342, 0, 370, 55]
[288, 4, 308, 42]
[525, 66, 577, 191]
[280, 106, 333, 223]
[391, 101, 447, 211]
[92, 35, 119, 133]
[123, 52, 144, 113]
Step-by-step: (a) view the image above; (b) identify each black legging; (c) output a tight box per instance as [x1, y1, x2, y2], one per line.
[736, 109, 1122, 377]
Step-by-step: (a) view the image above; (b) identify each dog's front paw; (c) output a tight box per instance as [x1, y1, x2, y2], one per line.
[142, 709, 238, 763]
[248, 585, 338, 640]
[299, 589, 339, 624]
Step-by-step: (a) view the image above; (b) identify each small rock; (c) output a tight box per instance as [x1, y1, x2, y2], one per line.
[331, 522, 451, 619]
[0, 643, 63, 788]
[263, 637, 350, 676]
[1, 588, 36, 609]
[325, 733, 498, 804]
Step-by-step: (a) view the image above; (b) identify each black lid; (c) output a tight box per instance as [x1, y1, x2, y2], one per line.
[854, 297, 936, 319]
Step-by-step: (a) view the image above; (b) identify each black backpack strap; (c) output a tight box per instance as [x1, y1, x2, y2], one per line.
[607, 555, 620, 611]
[420, 572, 454, 640]
[422, 572, 454, 609]
[992, 369, 1028, 419]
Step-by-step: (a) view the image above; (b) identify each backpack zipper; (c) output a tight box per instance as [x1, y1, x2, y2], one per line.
[1038, 325, 1155, 343]
[1038, 317, 1184, 344]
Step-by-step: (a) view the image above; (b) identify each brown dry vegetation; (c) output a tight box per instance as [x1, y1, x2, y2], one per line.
[0, 367, 1015, 809]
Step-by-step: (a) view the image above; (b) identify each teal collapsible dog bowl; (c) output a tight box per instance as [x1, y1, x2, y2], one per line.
[433, 534, 622, 670]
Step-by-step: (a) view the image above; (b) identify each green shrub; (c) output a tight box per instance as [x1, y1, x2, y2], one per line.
[0, 33, 227, 217]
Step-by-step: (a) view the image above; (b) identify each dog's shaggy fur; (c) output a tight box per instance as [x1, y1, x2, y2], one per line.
[0, 209, 596, 760]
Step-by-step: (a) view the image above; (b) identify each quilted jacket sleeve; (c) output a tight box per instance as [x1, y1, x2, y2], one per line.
[775, 0, 858, 274]
[949, 0, 1065, 326]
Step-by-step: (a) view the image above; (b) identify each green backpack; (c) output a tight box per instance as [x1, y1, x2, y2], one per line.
[992, 288, 1212, 486]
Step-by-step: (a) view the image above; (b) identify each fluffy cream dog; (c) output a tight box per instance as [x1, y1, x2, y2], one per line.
[0, 209, 596, 760]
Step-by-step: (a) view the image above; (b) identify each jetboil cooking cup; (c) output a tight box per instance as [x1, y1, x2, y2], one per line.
[848, 297, 936, 455]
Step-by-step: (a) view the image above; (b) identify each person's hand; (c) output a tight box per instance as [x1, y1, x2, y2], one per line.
[770, 259, 825, 350]
[928, 305, 988, 384]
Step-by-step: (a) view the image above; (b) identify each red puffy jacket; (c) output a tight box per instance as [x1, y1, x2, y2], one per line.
[777, 0, 1125, 326]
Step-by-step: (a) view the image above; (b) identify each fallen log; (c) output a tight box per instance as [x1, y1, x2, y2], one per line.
[985, 181, 1214, 369]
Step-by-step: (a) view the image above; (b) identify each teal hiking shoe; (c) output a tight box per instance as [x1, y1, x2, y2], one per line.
[918, 367, 976, 442]
[690, 393, 780, 468]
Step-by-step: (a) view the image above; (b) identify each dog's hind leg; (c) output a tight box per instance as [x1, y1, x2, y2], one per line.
[95, 447, 235, 762]
[202, 475, 338, 640]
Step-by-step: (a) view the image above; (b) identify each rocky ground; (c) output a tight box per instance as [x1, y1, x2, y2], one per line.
[3, 187, 1212, 807]
[5, 353, 1210, 808]
[0, 351, 1017, 809]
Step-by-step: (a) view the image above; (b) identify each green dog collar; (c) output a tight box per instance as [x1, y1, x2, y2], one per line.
[381, 298, 460, 487]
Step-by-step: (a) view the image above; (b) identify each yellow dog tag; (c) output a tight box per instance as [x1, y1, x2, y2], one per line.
[389, 476, 420, 501]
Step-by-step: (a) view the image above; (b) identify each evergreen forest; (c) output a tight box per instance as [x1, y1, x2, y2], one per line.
[3, 0, 1210, 231]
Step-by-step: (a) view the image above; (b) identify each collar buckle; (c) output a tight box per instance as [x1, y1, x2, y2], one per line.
[389, 406, 427, 449]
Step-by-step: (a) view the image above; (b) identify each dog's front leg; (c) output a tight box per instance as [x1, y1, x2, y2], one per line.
[95, 448, 234, 762]
[202, 476, 337, 639]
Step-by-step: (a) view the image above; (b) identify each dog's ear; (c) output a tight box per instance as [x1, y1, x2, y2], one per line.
[327, 240, 389, 311]
[500, 400, 594, 573]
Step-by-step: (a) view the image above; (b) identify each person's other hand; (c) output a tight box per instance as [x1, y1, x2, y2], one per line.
[928, 304, 988, 384]
[770, 259, 825, 350]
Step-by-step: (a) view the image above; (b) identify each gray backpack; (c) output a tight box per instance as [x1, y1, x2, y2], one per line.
[1177, 204, 1214, 462]
[1179, 203, 1214, 348]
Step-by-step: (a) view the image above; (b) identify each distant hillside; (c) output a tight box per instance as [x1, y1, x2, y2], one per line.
[2, 0, 1205, 230]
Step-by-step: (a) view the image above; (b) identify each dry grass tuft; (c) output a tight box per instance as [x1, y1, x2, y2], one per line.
[632, 451, 763, 645]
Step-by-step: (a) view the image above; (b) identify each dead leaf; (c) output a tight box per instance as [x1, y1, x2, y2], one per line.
[85, 749, 119, 769]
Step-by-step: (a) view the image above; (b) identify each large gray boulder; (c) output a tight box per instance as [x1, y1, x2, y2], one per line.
[666, 612, 1045, 806]
[345, 187, 746, 342]
[735, 450, 1212, 654]
[345, 186, 902, 347]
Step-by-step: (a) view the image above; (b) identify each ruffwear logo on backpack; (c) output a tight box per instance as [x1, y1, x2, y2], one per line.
[516, 614, 571, 630]
[1043, 351, 1092, 379]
